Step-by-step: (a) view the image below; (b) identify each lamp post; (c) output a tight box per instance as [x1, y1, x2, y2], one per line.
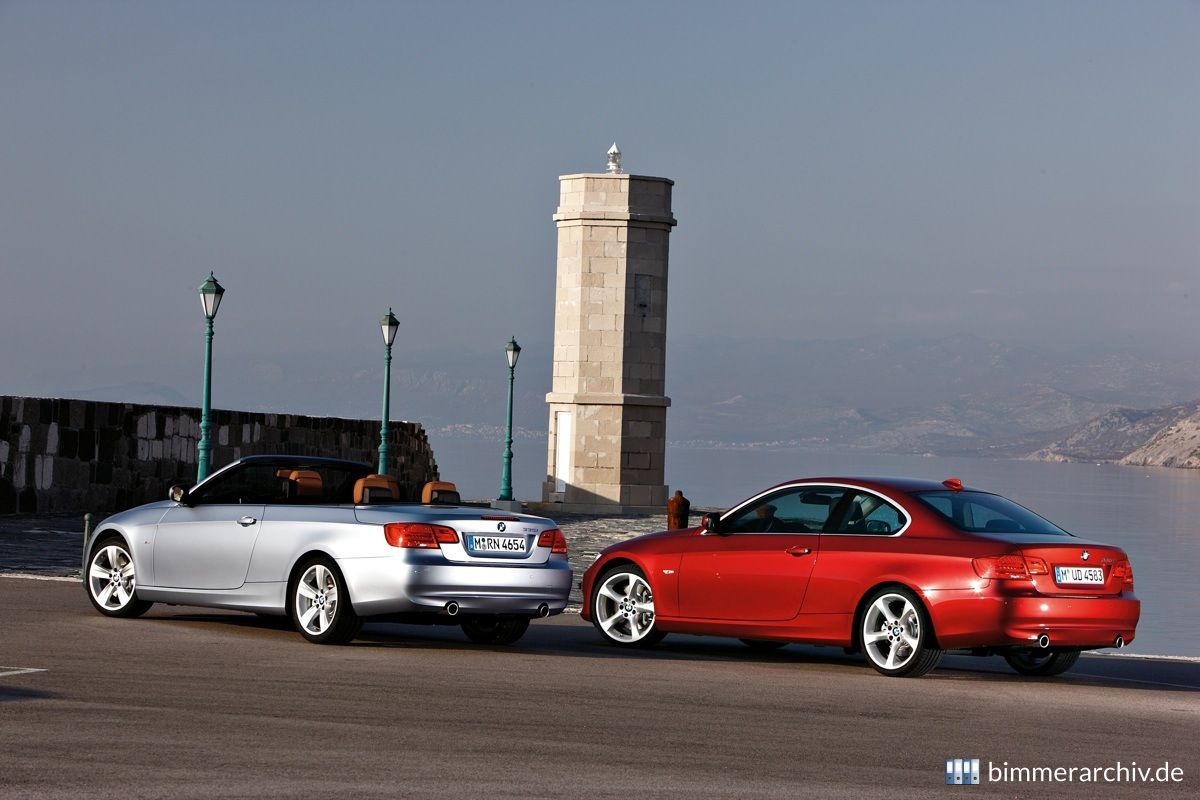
[497, 336, 521, 502]
[378, 308, 400, 474]
[196, 273, 225, 482]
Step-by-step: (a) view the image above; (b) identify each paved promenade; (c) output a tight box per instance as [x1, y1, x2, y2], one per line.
[3, 511, 1197, 797]
[1, 577, 1196, 799]
[0, 509, 686, 605]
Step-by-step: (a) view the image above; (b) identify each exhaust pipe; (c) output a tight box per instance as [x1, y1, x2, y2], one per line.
[536, 603, 550, 618]
[1113, 636, 1125, 649]
[1037, 634, 1051, 649]
[443, 601, 460, 616]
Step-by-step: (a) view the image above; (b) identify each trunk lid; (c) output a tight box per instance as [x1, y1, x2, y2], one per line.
[1001, 535, 1131, 597]
[355, 505, 561, 564]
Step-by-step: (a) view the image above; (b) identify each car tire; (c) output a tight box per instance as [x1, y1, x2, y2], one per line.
[591, 564, 666, 648]
[289, 556, 361, 645]
[1003, 649, 1081, 677]
[460, 615, 531, 645]
[859, 587, 942, 677]
[85, 536, 153, 618]
[740, 638, 788, 650]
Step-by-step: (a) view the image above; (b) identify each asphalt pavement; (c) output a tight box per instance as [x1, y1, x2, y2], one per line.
[1, 576, 1196, 799]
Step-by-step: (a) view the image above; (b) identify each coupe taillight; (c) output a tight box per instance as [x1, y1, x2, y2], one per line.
[1024, 557, 1049, 575]
[384, 523, 459, 548]
[1112, 559, 1134, 588]
[973, 555, 1037, 580]
[537, 528, 568, 554]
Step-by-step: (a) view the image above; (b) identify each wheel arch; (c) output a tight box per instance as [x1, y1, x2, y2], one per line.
[287, 549, 340, 586]
[87, 527, 128, 558]
[594, 555, 643, 578]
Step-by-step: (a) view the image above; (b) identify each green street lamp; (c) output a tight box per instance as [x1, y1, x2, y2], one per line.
[196, 272, 225, 482]
[378, 308, 400, 474]
[497, 336, 522, 502]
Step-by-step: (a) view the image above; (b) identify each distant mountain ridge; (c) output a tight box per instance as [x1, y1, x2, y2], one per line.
[67, 334, 1200, 465]
[665, 334, 1200, 457]
[1032, 401, 1200, 468]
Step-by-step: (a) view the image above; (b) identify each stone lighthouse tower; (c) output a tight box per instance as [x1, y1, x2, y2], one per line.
[542, 145, 677, 510]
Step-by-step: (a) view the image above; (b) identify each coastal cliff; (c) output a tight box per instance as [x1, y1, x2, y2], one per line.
[1030, 401, 1200, 468]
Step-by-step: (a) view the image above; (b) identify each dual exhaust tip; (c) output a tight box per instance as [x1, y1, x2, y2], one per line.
[442, 601, 550, 618]
[1035, 633, 1125, 649]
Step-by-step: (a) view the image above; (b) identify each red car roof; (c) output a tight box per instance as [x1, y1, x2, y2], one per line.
[761, 476, 986, 495]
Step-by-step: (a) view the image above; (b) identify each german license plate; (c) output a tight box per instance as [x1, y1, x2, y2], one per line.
[1054, 566, 1104, 585]
[467, 535, 526, 554]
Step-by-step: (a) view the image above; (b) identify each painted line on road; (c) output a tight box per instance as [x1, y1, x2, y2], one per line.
[0, 573, 79, 583]
[0, 667, 48, 679]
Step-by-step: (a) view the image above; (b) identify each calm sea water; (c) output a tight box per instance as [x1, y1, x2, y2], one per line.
[434, 436, 1200, 657]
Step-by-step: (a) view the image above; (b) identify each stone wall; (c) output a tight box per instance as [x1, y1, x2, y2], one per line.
[0, 396, 438, 513]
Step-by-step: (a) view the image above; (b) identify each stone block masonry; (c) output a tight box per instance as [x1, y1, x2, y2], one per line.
[0, 396, 438, 513]
[543, 164, 677, 511]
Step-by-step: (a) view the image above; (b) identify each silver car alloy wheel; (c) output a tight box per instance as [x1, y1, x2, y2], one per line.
[88, 544, 137, 611]
[862, 592, 922, 671]
[595, 571, 656, 643]
[295, 563, 339, 636]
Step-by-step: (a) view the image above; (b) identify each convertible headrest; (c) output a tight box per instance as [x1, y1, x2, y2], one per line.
[288, 470, 323, 498]
[421, 481, 460, 505]
[354, 474, 401, 504]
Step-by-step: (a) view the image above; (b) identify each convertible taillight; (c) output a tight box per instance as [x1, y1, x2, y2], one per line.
[972, 554, 1040, 580]
[537, 528, 568, 554]
[1112, 559, 1134, 588]
[384, 523, 459, 548]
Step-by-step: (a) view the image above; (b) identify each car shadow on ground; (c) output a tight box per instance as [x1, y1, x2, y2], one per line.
[0, 686, 54, 703]
[364, 620, 1200, 692]
[364, 618, 1200, 692]
[145, 608, 1200, 693]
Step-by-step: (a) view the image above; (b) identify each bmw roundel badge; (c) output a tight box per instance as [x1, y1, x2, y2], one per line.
[497, 522, 506, 532]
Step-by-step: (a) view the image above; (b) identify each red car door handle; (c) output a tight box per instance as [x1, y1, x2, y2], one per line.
[786, 546, 811, 556]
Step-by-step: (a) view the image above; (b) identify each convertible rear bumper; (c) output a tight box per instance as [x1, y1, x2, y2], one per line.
[338, 554, 573, 617]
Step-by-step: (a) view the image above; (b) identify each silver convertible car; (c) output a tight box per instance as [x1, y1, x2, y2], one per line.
[84, 455, 572, 645]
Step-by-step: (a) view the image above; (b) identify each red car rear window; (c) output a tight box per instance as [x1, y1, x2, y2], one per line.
[913, 491, 1071, 536]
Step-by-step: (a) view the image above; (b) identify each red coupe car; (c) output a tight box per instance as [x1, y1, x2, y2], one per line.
[581, 477, 1140, 677]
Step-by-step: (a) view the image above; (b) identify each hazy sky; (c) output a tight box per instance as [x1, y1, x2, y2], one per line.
[2, 1, 1197, 404]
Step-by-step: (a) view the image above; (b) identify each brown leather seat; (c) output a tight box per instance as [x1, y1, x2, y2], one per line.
[288, 470, 323, 499]
[354, 474, 401, 504]
[421, 481, 460, 505]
